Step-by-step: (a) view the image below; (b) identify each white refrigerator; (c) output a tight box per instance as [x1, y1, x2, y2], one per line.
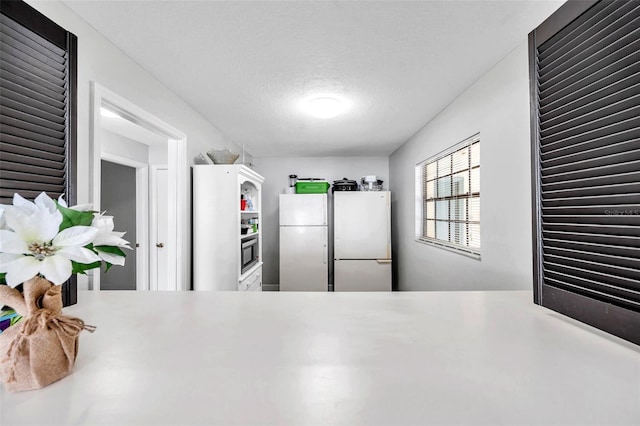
[279, 194, 328, 291]
[334, 191, 392, 291]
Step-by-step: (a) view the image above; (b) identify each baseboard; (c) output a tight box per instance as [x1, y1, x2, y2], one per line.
[263, 283, 279, 292]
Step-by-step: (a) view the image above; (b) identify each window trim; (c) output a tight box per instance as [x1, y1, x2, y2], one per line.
[415, 134, 481, 259]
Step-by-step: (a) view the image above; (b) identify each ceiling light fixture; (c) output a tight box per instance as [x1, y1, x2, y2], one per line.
[307, 97, 344, 119]
[100, 107, 120, 119]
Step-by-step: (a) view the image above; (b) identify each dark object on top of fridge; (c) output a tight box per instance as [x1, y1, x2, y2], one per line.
[332, 178, 358, 192]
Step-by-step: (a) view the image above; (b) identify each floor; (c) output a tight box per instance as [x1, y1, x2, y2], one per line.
[1, 290, 639, 425]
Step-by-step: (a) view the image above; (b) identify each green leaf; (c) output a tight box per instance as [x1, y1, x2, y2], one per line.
[104, 262, 114, 273]
[94, 246, 126, 257]
[0, 273, 5, 286]
[56, 202, 95, 230]
[72, 260, 102, 275]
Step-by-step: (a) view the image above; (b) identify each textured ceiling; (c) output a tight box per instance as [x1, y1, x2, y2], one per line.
[64, 0, 564, 157]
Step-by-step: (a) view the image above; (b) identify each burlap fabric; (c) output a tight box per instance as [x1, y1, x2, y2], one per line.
[0, 276, 95, 392]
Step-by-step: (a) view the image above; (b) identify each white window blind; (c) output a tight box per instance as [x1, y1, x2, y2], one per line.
[417, 134, 480, 257]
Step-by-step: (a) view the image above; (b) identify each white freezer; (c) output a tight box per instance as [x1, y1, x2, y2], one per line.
[334, 259, 392, 292]
[279, 226, 328, 291]
[279, 194, 327, 226]
[334, 191, 391, 260]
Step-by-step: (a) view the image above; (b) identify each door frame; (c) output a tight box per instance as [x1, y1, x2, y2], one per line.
[101, 154, 149, 291]
[91, 82, 188, 291]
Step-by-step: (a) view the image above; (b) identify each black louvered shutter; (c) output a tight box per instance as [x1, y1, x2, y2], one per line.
[0, 0, 78, 305]
[530, 0, 640, 344]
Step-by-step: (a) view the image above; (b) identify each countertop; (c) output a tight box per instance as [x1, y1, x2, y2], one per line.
[1, 290, 639, 425]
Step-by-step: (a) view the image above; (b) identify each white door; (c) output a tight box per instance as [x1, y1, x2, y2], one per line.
[280, 226, 328, 291]
[334, 259, 392, 292]
[279, 194, 327, 226]
[151, 167, 169, 291]
[334, 192, 391, 260]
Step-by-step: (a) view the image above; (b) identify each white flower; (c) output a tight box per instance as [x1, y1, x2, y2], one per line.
[0, 205, 7, 230]
[57, 194, 94, 212]
[4, 193, 61, 244]
[0, 193, 101, 287]
[91, 214, 131, 266]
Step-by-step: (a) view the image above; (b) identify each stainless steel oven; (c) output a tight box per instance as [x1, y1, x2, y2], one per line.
[241, 235, 259, 273]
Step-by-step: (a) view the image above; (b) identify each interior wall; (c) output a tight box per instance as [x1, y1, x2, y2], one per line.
[26, 0, 244, 289]
[148, 145, 168, 165]
[389, 41, 533, 291]
[25, 0, 244, 196]
[253, 156, 389, 290]
[101, 129, 149, 164]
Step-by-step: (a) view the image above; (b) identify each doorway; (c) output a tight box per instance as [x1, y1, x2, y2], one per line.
[91, 82, 188, 291]
[100, 160, 137, 290]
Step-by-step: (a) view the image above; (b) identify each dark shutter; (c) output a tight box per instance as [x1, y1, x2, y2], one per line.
[0, 0, 78, 305]
[530, 0, 640, 344]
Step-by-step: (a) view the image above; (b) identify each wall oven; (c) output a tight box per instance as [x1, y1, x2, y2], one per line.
[241, 235, 259, 274]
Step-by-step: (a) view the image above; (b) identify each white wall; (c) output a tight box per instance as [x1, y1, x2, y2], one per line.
[101, 130, 149, 164]
[26, 0, 243, 289]
[26, 0, 242, 200]
[253, 156, 389, 290]
[148, 145, 168, 165]
[101, 130, 168, 166]
[389, 41, 532, 291]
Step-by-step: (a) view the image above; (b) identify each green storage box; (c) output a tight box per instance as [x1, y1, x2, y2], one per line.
[295, 180, 330, 194]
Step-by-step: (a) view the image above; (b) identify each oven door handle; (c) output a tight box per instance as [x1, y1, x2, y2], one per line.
[242, 238, 257, 249]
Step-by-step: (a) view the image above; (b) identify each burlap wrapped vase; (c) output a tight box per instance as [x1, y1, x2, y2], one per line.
[0, 276, 95, 392]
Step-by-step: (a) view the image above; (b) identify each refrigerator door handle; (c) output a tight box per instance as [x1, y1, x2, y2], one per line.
[323, 227, 328, 264]
[376, 259, 392, 264]
[323, 196, 327, 225]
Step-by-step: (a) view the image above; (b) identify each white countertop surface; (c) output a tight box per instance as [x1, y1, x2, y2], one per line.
[1, 290, 639, 425]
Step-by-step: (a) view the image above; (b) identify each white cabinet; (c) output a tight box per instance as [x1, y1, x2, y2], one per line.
[239, 265, 262, 291]
[192, 165, 264, 291]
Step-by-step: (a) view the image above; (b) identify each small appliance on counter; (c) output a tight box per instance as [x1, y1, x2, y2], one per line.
[361, 175, 384, 191]
[284, 175, 298, 194]
[332, 177, 358, 192]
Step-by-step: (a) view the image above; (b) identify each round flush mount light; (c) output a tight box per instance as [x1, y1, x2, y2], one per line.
[307, 97, 344, 119]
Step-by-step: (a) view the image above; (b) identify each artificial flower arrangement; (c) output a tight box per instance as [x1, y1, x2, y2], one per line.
[0, 192, 130, 392]
[0, 192, 131, 287]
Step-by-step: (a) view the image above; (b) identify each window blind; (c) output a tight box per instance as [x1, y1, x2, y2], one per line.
[0, 13, 70, 204]
[418, 134, 480, 256]
[0, 0, 78, 306]
[531, 0, 640, 344]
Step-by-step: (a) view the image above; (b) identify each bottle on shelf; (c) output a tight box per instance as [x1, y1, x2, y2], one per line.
[244, 189, 254, 211]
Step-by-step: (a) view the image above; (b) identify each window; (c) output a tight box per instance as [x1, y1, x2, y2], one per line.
[416, 134, 480, 257]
